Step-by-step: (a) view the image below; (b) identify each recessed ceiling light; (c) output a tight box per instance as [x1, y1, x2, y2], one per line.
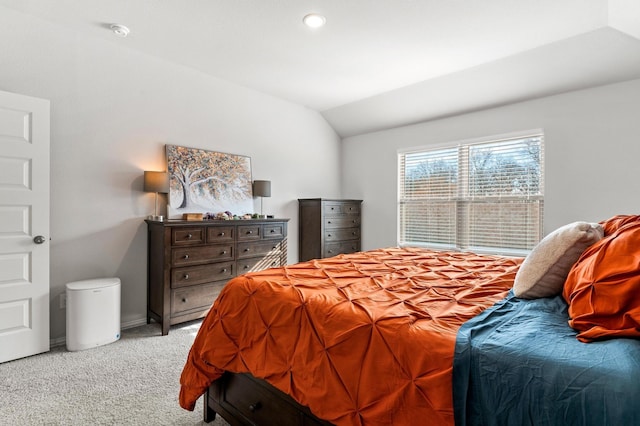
[110, 24, 130, 37]
[303, 13, 326, 29]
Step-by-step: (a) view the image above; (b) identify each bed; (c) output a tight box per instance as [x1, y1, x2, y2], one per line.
[179, 216, 640, 425]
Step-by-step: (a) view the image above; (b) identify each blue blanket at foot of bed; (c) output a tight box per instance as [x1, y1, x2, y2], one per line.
[453, 291, 640, 426]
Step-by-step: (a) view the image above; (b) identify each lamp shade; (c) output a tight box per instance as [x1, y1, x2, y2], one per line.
[253, 180, 271, 197]
[144, 171, 169, 193]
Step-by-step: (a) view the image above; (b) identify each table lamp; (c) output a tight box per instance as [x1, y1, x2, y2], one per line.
[144, 171, 169, 221]
[253, 180, 271, 218]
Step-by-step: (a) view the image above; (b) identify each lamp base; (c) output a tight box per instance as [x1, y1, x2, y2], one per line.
[148, 215, 164, 221]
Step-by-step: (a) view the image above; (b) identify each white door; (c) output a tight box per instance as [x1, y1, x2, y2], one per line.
[0, 90, 50, 363]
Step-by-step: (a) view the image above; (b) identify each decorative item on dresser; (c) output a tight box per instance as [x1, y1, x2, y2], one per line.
[145, 218, 288, 335]
[298, 198, 362, 262]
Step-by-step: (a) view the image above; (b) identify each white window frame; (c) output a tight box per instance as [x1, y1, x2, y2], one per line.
[398, 130, 544, 256]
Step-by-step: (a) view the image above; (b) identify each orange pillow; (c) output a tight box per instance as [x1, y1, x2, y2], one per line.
[562, 216, 640, 342]
[600, 214, 640, 235]
[563, 215, 640, 342]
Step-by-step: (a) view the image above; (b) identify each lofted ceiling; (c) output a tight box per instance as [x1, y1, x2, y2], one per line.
[2, 0, 640, 137]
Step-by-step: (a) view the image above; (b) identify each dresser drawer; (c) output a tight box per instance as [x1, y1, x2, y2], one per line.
[172, 227, 205, 246]
[220, 373, 301, 426]
[324, 228, 360, 242]
[237, 254, 282, 274]
[206, 226, 235, 243]
[172, 244, 233, 266]
[341, 202, 360, 215]
[171, 282, 225, 315]
[171, 262, 235, 288]
[264, 223, 285, 239]
[323, 202, 360, 216]
[237, 240, 283, 259]
[238, 225, 261, 241]
[324, 216, 360, 229]
[324, 241, 360, 258]
[322, 203, 342, 216]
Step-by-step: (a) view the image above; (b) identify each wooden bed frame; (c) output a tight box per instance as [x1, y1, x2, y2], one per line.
[204, 372, 333, 426]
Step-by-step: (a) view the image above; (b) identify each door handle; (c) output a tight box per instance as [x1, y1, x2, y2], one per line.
[34, 235, 46, 244]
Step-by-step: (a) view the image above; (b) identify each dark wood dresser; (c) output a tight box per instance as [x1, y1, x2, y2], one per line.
[145, 219, 288, 335]
[298, 198, 362, 262]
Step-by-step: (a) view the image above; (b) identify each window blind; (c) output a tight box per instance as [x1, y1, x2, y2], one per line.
[398, 133, 544, 255]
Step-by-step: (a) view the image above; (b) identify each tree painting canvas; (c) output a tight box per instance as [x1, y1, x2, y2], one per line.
[166, 145, 253, 218]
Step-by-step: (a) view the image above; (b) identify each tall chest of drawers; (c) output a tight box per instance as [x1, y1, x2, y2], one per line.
[146, 219, 288, 335]
[298, 198, 362, 262]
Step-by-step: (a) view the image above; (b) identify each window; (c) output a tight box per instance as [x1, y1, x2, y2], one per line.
[398, 131, 544, 255]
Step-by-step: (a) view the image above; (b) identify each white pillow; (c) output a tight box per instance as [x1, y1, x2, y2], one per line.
[513, 221, 604, 299]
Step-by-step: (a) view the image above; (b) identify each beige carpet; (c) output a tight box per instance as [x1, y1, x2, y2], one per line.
[0, 320, 229, 426]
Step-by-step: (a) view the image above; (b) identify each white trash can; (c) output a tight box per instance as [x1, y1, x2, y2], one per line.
[66, 277, 121, 351]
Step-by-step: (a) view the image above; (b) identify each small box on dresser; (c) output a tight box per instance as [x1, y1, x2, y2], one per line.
[146, 219, 288, 335]
[298, 198, 362, 262]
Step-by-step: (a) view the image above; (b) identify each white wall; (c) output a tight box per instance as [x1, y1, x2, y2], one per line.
[0, 8, 342, 341]
[341, 78, 640, 251]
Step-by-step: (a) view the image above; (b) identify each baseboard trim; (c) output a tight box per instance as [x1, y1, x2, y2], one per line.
[121, 317, 151, 331]
[50, 317, 151, 348]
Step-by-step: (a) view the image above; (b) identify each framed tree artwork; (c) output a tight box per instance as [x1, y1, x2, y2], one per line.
[166, 145, 253, 219]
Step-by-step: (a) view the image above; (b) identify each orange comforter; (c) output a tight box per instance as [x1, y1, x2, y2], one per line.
[179, 247, 521, 425]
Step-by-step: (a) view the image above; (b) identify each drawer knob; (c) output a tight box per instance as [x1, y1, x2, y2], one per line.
[244, 248, 250, 252]
[328, 250, 333, 254]
[183, 254, 189, 259]
[327, 221, 332, 224]
[220, 232, 225, 236]
[222, 268, 227, 273]
[244, 265, 249, 269]
[221, 250, 227, 255]
[352, 232, 357, 235]
[328, 234, 332, 237]
[270, 229, 275, 233]
[187, 233, 193, 239]
[247, 230, 253, 234]
[249, 402, 262, 412]
[182, 298, 187, 303]
[184, 274, 189, 280]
